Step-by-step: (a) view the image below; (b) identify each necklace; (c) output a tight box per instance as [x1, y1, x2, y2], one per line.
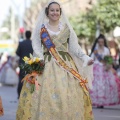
[47, 22, 61, 31]
[48, 23, 59, 27]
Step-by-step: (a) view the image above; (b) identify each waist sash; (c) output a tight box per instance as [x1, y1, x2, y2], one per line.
[40, 24, 89, 96]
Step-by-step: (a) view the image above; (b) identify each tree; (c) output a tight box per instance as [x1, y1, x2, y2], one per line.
[95, 0, 120, 33]
[70, 10, 96, 43]
[70, 0, 120, 43]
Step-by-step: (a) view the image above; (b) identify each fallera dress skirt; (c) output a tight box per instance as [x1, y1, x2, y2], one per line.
[90, 63, 120, 106]
[16, 26, 94, 120]
[16, 54, 94, 120]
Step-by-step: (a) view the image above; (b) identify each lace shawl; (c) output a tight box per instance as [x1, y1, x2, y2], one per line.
[32, 0, 93, 89]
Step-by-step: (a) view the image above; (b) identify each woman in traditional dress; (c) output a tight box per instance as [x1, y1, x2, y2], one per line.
[90, 34, 120, 108]
[0, 56, 19, 85]
[16, 1, 94, 120]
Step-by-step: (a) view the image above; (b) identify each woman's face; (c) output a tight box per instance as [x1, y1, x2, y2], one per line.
[98, 38, 104, 47]
[48, 3, 61, 22]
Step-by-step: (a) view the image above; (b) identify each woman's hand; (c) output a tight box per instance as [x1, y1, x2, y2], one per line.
[87, 59, 94, 66]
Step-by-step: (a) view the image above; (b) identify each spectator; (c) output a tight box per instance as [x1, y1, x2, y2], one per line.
[16, 30, 33, 99]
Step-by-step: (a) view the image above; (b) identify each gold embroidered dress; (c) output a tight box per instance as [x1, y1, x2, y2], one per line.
[16, 25, 94, 120]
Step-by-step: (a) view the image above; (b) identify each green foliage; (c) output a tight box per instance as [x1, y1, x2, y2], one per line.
[20, 54, 45, 93]
[20, 60, 45, 93]
[20, 62, 45, 75]
[96, 0, 120, 33]
[104, 55, 113, 65]
[70, 11, 96, 43]
[69, 0, 120, 43]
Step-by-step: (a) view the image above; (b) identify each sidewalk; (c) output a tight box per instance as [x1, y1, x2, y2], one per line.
[93, 105, 120, 120]
[0, 84, 18, 120]
[0, 85, 120, 120]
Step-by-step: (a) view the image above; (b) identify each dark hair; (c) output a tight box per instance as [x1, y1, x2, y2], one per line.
[25, 30, 31, 39]
[90, 34, 109, 56]
[45, 2, 62, 16]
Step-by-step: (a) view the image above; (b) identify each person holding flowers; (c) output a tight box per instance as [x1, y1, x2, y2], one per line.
[90, 34, 120, 108]
[16, 0, 94, 120]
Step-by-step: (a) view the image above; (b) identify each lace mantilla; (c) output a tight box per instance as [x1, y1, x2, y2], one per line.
[32, 0, 93, 89]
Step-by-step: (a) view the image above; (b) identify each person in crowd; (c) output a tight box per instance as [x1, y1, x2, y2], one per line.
[112, 47, 120, 70]
[0, 56, 19, 85]
[90, 34, 120, 108]
[16, 0, 94, 120]
[0, 53, 3, 61]
[16, 30, 33, 98]
[0, 55, 9, 84]
[0, 52, 8, 68]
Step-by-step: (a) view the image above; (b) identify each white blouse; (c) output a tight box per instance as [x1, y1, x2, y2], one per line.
[45, 22, 64, 36]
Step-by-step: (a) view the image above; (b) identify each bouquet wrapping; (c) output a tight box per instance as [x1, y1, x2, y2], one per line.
[20, 54, 45, 93]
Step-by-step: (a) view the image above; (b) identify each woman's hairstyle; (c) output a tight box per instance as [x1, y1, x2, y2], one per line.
[90, 34, 109, 56]
[45, 2, 62, 16]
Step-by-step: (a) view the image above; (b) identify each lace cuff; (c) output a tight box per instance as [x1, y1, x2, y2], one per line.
[82, 55, 92, 67]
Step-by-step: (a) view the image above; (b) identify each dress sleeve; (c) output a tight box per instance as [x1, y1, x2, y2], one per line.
[68, 31, 92, 67]
[90, 53, 95, 60]
[32, 27, 44, 60]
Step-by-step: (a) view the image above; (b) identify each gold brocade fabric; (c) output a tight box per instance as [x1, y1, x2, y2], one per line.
[16, 26, 94, 120]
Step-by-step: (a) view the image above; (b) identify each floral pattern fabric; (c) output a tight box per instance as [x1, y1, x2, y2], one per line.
[90, 63, 120, 106]
[16, 26, 94, 120]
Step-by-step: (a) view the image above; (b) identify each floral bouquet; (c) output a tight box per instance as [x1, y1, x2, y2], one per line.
[20, 54, 45, 93]
[103, 55, 113, 71]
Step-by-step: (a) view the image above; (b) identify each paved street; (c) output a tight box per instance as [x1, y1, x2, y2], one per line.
[0, 84, 18, 120]
[0, 85, 120, 120]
